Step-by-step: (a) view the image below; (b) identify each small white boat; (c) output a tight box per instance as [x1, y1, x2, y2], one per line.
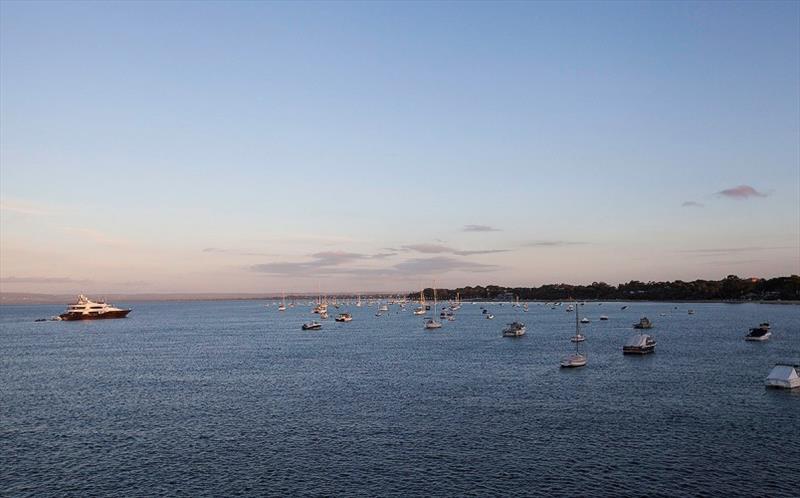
[335, 313, 353, 322]
[599, 315, 609, 321]
[570, 334, 585, 342]
[379, 303, 389, 312]
[580, 317, 590, 324]
[424, 282, 443, 329]
[765, 363, 800, 389]
[301, 321, 322, 330]
[561, 306, 587, 368]
[320, 311, 329, 320]
[688, 309, 695, 315]
[412, 307, 425, 315]
[485, 314, 494, 320]
[560, 353, 588, 368]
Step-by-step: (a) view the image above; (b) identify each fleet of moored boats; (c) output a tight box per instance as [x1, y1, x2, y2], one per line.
[38, 294, 799, 389]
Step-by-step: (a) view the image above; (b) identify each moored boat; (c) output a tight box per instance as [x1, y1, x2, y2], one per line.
[301, 321, 322, 330]
[623, 333, 656, 354]
[335, 313, 353, 322]
[59, 295, 131, 321]
[502, 321, 526, 337]
[633, 317, 653, 329]
[745, 323, 771, 341]
[765, 363, 800, 389]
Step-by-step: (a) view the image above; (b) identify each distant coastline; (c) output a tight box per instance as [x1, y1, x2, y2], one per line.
[2, 274, 798, 305]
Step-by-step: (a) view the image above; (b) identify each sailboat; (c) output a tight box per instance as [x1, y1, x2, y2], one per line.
[561, 304, 588, 368]
[356, 293, 362, 307]
[413, 287, 426, 315]
[278, 292, 287, 312]
[424, 283, 442, 329]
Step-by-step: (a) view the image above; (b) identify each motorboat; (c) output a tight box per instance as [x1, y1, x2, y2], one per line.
[633, 317, 653, 329]
[570, 334, 585, 342]
[378, 303, 389, 312]
[623, 333, 656, 354]
[502, 322, 526, 337]
[485, 314, 494, 320]
[413, 306, 425, 315]
[745, 323, 771, 341]
[688, 309, 695, 315]
[58, 295, 131, 321]
[580, 317, 590, 324]
[765, 363, 800, 389]
[599, 315, 609, 321]
[320, 311, 329, 320]
[335, 313, 353, 322]
[301, 321, 322, 330]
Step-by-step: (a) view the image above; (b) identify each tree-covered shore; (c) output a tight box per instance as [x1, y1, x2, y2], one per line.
[408, 275, 800, 302]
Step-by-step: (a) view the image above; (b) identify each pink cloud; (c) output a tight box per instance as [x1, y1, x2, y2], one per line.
[717, 185, 767, 199]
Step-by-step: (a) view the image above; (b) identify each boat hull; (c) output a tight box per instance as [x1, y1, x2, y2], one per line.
[58, 310, 131, 321]
[623, 346, 655, 354]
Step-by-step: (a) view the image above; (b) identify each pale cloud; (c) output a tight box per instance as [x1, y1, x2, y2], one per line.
[250, 255, 497, 277]
[677, 246, 794, 256]
[681, 201, 704, 207]
[63, 227, 128, 246]
[525, 241, 587, 247]
[0, 199, 53, 216]
[401, 243, 508, 256]
[462, 224, 501, 232]
[716, 185, 768, 199]
[0, 276, 91, 284]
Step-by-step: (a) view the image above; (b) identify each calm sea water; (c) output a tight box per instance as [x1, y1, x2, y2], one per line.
[1, 300, 798, 496]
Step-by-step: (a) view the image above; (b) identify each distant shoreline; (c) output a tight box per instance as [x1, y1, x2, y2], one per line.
[1, 293, 798, 306]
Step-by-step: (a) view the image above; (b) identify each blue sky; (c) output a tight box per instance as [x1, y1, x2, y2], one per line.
[1, 1, 798, 293]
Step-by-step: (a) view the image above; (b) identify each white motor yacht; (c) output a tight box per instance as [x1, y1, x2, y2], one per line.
[59, 295, 131, 321]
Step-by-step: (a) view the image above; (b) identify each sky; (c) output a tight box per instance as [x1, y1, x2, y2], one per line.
[1, 0, 798, 294]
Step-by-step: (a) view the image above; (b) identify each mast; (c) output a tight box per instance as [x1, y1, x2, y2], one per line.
[575, 300, 581, 354]
[433, 281, 437, 317]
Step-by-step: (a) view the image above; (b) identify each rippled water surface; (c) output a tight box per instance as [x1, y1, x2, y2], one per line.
[2, 301, 799, 496]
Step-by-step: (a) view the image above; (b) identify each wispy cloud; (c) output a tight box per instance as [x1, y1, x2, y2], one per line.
[250, 255, 496, 277]
[202, 247, 274, 257]
[681, 201, 705, 208]
[677, 246, 794, 256]
[401, 243, 508, 256]
[393, 256, 497, 274]
[64, 227, 128, 246]
[0, 276, 91, 284]
[524, 240, 587, 247]
[0, 200, 52, 216]
[716, 185, 768, 199]
[249, 250, 398, 276]
[462, 224, 501, 232]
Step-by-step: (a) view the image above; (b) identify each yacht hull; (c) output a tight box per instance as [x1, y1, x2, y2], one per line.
[59, 310, 131, 321]
[623, 346, 655, 354]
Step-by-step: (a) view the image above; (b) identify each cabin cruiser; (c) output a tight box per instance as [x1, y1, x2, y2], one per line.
[335, 313, 353, 322]
[623, 333, 656, 354]
[301, 321, 322, 330]
[502, 322, 526, 337]
[765, 363, 800, 389]
[59, 295, 131, 321]
[745, 323, 771, 341]
[633, 317, 653, 329]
